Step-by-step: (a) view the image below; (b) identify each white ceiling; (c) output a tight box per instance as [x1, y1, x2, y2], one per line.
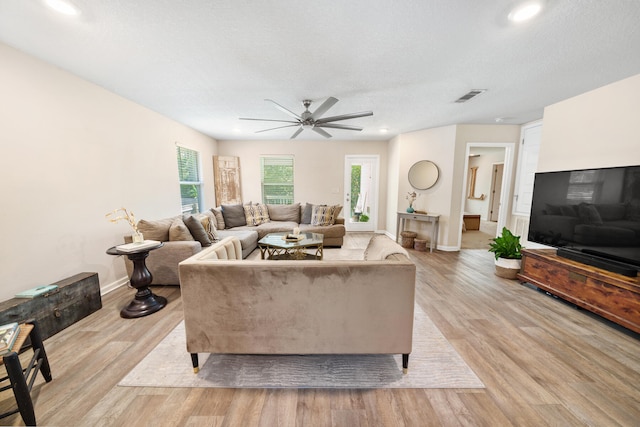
[2, 0, 640, 141]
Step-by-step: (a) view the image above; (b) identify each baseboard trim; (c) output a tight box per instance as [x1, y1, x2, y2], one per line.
[101, 276, 129, 296]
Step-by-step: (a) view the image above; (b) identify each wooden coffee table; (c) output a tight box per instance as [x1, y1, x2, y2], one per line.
[258, 232, 324, 260]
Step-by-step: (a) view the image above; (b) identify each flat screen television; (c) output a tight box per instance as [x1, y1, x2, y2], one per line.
[528, 165, 640, 276]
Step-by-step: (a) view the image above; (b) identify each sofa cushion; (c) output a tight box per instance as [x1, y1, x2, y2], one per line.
[299, 223, 346, 238]
[256, 221, 299, 238]
[216, 229, 259, 258]
[184, 215, 212, 247]
[244, 203, 271, 226]
[267, 203, 300, 222]
[595, 203, 626, 221]
[311, 205, 342, 226]
[137, 216, 176, 241]
[169, 217, 195, 241]
[221, 204, 247, 228]
[578, 203, 603, 225]
[210, 207, 226, 230]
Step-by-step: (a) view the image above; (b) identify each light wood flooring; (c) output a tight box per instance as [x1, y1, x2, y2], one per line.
[1, 232, 639, 426]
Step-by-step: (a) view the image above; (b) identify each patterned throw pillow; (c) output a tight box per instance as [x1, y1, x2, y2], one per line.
[311, 205, 341, 226]
[196, 212, 219, 242]
[244, 203, 271, 226]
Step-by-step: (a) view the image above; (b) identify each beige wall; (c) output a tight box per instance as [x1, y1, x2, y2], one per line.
[0, 42, 217, 300]
[216, 139, 389, 229]
[540, 73, 640, 171]
[390, 124, 520, 250]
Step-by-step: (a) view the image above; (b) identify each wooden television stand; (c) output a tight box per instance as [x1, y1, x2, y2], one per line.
[517, 249, 640, 334]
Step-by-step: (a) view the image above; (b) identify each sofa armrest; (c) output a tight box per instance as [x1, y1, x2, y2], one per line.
[124, 240, 202, 285]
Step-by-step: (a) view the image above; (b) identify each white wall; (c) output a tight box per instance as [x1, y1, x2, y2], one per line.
[465, 147, 507, 219]
[0, 42, 217, 300]
[540, 73, 640, 171]
[216, 139, 389, 230]
[389, 124, 520, 249]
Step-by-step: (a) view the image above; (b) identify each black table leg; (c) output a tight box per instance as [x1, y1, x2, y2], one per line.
[121, 251, 167, 318]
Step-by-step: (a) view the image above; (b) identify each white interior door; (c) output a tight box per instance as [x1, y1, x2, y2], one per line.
[344, 155, 379, 232]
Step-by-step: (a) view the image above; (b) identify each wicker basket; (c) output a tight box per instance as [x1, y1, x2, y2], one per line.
[400, 231, 418, 248]
[413, 239, 427, 251]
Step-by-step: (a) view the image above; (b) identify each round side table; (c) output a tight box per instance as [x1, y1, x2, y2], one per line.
[107, 242, 167, 318]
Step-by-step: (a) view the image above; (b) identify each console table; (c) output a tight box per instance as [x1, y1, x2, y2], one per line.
[396, 212, 440, 252]
[518, 249, 640, 334]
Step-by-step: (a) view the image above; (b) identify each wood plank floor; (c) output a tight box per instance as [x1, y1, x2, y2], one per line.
[1, 233, 639, 426]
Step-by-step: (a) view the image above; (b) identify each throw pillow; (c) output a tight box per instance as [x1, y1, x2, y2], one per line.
[221, 203, 247, 228]
[266, 203, 300, 222]
[183, 215, 212, 247]
[578, 203, 604, 225]
[301, 203, 314, 224]
[137, 217, 177, 242]
[210, 207, 226, 230]
[244, 203, 271, 226]
[169, 217, 195, 241]
[311, 205, 340, 226]
[195, 212, 219, 242]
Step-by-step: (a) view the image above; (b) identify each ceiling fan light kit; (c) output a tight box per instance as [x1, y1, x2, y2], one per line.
[240, 97, 373, 139]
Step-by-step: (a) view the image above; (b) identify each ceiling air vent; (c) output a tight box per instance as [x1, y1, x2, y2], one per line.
[455, 89, 487, 103]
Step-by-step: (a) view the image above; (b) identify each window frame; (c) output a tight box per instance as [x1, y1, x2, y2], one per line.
[260, 155, 294, 205]
[176, 145, 203, 214]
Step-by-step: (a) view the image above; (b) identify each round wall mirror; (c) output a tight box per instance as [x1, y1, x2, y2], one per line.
[408, 160, 439, 190]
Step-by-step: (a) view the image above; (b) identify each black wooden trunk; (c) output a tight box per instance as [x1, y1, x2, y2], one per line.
[0, 272, 102, 340]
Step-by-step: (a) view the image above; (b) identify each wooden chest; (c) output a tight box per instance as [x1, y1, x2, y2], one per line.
[0, 272, 102, 340]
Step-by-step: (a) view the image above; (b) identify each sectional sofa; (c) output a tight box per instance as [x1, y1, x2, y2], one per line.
[179, 234, 416, 373]
[123, 202, 345, 285]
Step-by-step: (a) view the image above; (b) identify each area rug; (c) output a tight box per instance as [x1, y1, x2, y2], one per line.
[119, 305, 484, 389]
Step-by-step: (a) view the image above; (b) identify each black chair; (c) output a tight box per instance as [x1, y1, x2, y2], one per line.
[0, 320, 52, 426]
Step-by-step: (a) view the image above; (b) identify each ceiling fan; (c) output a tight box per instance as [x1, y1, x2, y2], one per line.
[240, 97, 373, 139]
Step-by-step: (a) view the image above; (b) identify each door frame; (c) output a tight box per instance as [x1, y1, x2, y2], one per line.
[488, 162, 504, 222]
[458, 142, 515, 248]
[344, 155, 380, 232]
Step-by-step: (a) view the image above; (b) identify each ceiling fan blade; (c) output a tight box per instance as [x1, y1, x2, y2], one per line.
[290, 127, 304, 139]
[255, 124, 300, 133]
[311, 97, 338, 119]
[239, 117, 299, 124]
[315, 111, 373, 124]
[312, 127, 332, 138]
[316, 123, 363, 131]
[265, 99, 301, 120]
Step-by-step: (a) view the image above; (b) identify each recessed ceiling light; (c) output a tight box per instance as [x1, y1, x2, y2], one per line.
[380, 128, 388, 133]
[44, 0, 81, 16]
[508, 1, 542, 23]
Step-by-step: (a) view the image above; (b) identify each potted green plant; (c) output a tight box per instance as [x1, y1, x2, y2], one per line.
[488, 227, 522, 279]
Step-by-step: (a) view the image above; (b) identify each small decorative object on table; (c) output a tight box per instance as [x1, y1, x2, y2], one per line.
[406, 191, 418, 213]
[105, 207, 143, 242]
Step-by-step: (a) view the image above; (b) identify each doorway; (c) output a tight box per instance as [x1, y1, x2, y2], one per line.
[344, 155, 379, 232]
[459, 143, 515, 249]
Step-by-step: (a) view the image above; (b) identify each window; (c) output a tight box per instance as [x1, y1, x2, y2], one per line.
[567, 170, 602, 202]
[176, 146, 202, 214]
[261, 156, 294, 204]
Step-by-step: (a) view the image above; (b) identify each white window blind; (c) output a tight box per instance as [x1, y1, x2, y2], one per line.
[176, 146, 202, 214]
[261, 156, 294, 205]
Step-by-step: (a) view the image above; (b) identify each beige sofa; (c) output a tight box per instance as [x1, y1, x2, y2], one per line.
[124, 203, 345, 285]
[179, 234, 416, 373]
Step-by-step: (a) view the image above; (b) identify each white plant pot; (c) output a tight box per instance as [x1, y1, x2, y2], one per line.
[494, 257, 522, 279]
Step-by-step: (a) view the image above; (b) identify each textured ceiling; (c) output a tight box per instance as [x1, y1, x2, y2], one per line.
[1, 0, 640, 141]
